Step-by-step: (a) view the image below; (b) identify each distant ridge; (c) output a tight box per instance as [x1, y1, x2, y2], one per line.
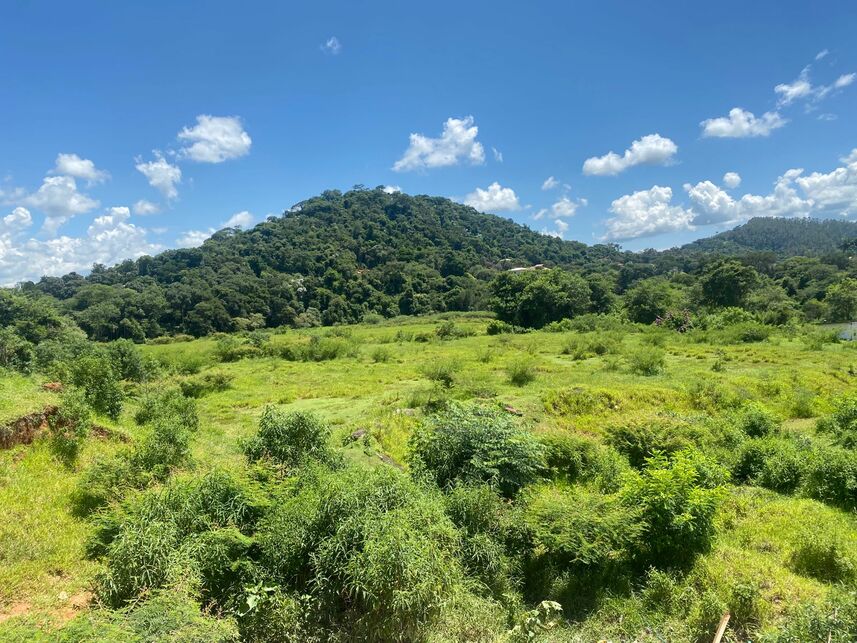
[680, 217, 857, 256]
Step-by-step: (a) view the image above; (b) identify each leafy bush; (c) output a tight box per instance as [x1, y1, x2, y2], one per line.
[243, 407, 336, 469]
[436, 320, 473, 340]
[69, 352, 124, 420]
[737, 402, 781, 437]
[48, 387, 92, 463]
[370, 346, 392, 363]
[215, 335, 263, 362]
[817, 393, 857, 448]
[92, 471, 260, 607]
[714, 322, 771, 344]
[506, 358, 537, 386]
[626, 346, 665, 376]
[543, 387, 620, 416]
[256, 466, 463, 641]
[802, 446, 857, 509]
[732, 437, 807, 493]
[107, 339, 147, 382]
[421, 359, 460, 388]
[789, 530, 855, 583]
[179, 372, 234, 398]
[789, 387, 817, 419]
[409, 403, 544, 498]
[607, 418, 706, 469]
[561, 332, 621, 360]
[620, 449, 726, 566]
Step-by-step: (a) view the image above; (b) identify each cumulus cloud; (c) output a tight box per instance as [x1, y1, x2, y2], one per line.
[776, 66, 856, 106]
[20, 175, 100, 235]
[133, 199, 160, 215]
[701, 108, 787, 138]
[178, 115, 252, 163]
[463, 182, 521, 212]
[321, 36, 341, 55]
[604, 186, 694, 241]
[540, 218, 569, 239]
[582, 134, 678, 176]
[393, 116, 485, 172]
[0, 206, 162, 286]
[795, 149, 857, 216]
[382, 185, 401, 194]
[175, 229, 213, 248]
[50, 153, 110, 185]
[723, 172, 742, 189]
[541, 176, 559, 190]
[550, 195, 585, 218]
[223, 210, 254, 228]
[136, 152, 182, 200]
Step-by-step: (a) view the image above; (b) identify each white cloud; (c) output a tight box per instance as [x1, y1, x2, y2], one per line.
[684, 169, 813, 225]
[0, 206, 162, 286]
[604, 186, 694, 241]
[223, 210, 253, 228]
[382, 185, 401, 194]
[133, 199, 161, 215]
[50, 153, 109, 185]
[701, 108, 787, 138]
[492, 147, 503, 162]
[393, 116, 485, 172]
[175, 229, 213, 248]
[551, 195, 584, 218]
[463, 182, 521, 212]
[136, 152, 182, 199]
[21, 175, 100, 235]
[321, 36, 341, 55]
[723, 172, 742, 189]
[582, 134, 678, 176]
[2, 207, 32, 231]
[541, 176, 559, 190]
[795, 149, 857, 216]
[816, 49, 830, 61]
[775, 67, 815, 106]
[540, 218, 569, 239]
[834, 73, 856, 89]
[178, 115, 252, 163]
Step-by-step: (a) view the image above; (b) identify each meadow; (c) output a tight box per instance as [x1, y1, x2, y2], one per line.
[1, 312, 857, 641]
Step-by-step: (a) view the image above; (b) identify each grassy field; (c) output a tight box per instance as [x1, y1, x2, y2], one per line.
[1, 313, 857, 639]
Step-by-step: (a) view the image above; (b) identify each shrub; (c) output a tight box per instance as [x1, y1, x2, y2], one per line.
[408, 403, 545, 498]
[620, 449, 726, 566]
[543, 387, 621, 417]
[732, 437, 807, 493]
[790, 387, 817, 419]
[436, 320, 473, 340]
[107, 339, 147, 382]
[69, 352, 124, 420]
[301, 336, 358, 361]
[627, 346, 665, 376]
[179, 372, 234, 398]
[561, 333, 621, 360]
[506, 358, 537, 386]
[421, 359, 460, 388]
[486, 320, 518, 335]
[48, 387, 92, 463]
[790, 530, 855, 583]
[370, 346, 392, 363]
[92, 471, 260, 607]
[817, 393, 857, 448]
[716, 322, 771, 344]
[215, 335, 262, 362]
[256, 466, 463, 641]
[523, 484, 644, 574]
[243, 407, 336, 469]
[607, 418, 703, 469]
[802, 446, 857, 509]
[737, 402, 781, 437]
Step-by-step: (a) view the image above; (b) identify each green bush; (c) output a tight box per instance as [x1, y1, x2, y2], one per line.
[107, 339, 147, 382]
[215, 335, 263, 362]
[626, 346, 665, 376]
[789, 530, 855, 583]
[48, 387, 92, 464]
[802, 446, 857, 509]
[243, 407, 336, 469]
[620, 449, 726, 566]
[561, 332, 621, 360]
[256, 466, 463, 641]
[179, 372, 234, 398]
[92, 471, 260, 607]
[409, 403, 544, 498]
[736, 403, 781, 437]
[607, 418, 706, 469]
[817, 393, 857, 448]
[732, 437, 807, 493]
[715, 322, 771, 344]
[544, 387, 620, 416]
[370, 346, 392, 363]
[506, 358, 537, 386]
[421, 359, 460, 388]
[69, 352, 124, 420]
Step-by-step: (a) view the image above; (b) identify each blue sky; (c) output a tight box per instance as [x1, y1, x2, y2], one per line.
[1, 1, 856, 284]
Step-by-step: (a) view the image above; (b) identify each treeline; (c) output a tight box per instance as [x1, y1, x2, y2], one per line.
[2, 189, 856, 346]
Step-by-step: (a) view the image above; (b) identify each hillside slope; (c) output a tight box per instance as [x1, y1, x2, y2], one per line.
[24, 188, 622, 339]
[680, 217, 857, 256]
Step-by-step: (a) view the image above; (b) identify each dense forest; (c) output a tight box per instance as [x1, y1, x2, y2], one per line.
[5, 188, 857, 349]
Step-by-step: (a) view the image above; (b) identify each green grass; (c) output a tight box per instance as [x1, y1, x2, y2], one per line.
[3, 314, 857, 637]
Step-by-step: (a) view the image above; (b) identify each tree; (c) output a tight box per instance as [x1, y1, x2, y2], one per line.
[625, 278, 674, 324]
[826, 279, 857, 322]
[699, 260, 760, 308]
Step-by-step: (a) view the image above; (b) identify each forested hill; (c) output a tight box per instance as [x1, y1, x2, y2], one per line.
[20, 188, 624, 339]
[679, 217, 857, 256]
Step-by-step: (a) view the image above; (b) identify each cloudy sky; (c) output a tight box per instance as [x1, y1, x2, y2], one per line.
[1, 1, 857, 285]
